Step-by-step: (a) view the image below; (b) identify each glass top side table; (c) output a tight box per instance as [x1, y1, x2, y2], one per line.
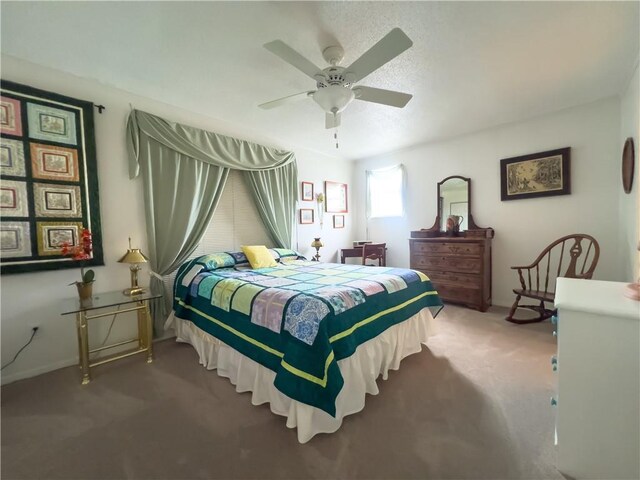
[61, 290, 161, 384]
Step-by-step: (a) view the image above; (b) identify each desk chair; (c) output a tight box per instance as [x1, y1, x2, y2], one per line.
[362, 243, 386, 267]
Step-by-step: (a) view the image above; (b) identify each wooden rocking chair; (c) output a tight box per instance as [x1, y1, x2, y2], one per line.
[505, 234, 600, 324]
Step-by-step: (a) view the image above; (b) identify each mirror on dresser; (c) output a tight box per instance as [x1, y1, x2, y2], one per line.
[410, 175, 494, 311]
[439, 176, 469, 232]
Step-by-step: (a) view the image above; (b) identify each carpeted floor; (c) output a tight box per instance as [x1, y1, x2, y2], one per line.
[1, 305, 563, 480]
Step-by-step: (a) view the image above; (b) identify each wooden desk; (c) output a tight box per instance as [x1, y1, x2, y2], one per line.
[340, 246, 387, 266]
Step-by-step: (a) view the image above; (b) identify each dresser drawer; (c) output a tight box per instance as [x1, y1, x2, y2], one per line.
[411, 255, 482, 273]
[427, 271, 481, 288]
[436, 284, 481, 304]
[411, 242, 482, 256]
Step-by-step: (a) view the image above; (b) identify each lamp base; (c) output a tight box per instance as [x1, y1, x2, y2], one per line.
[123, 287, 145, 296]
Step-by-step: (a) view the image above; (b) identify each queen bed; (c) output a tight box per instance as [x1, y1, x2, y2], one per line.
[167, 248, 443, 442]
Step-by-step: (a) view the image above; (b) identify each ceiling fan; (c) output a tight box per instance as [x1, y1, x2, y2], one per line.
[259, 28, 413, 129]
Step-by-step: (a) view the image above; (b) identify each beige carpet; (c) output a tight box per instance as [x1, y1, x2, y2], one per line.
[1, 305, 563, 480]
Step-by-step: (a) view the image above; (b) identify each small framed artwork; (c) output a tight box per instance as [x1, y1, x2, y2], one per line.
[301, 181, 314, 201]
[500, 147, 570, 201]
[325, 181, 348, 213]
[299, 208, 314, 224]
[333, 215, 345, 229]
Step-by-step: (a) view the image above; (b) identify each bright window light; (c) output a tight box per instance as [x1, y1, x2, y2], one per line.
[367, 164, 405, 218]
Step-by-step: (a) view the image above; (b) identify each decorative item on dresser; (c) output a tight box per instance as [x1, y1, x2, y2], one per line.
[409, 176, 494, 312]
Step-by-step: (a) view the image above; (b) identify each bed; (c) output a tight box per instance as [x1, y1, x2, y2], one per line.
[167, 248, 443, 442]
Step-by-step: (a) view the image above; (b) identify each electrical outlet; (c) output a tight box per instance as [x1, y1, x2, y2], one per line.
[27, 322, 41, 332]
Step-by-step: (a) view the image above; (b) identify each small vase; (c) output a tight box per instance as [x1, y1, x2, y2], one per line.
[76, 282, 93, 300]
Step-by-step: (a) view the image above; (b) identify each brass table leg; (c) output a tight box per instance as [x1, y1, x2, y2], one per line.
[75, 312, 83, 370]
[141, 301, 153, 363]
[137, 302, 146, 351]
[76, 312, 90, 385]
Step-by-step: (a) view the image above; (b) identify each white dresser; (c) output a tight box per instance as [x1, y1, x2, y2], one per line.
[554, 278, 640, 480]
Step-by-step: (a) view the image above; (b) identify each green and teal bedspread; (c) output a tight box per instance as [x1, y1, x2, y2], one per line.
[173, 250, 443, 416]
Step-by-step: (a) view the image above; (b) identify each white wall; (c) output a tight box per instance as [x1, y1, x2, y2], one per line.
[619, 63, 639, 282]
[295, 156, 354, 263]
[0, 55, 354, 384]
[354, 97, 623, 307]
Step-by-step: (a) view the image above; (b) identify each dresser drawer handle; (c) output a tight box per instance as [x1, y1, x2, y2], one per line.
[551, 355, 558, 372]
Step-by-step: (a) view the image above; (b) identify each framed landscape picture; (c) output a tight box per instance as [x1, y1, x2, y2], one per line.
[301, 181, 314, 201]
[333, 215, 344, 229]
[500, 147, 570, 201]
[299, 208, 314, 224]
[0, 80, 104, 274]
[325, 181, 348, 213]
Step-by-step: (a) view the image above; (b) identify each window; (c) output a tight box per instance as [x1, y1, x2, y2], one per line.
[366, 164, 405, 218]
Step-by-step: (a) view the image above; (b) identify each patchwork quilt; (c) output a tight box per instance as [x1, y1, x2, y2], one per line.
[173, 250, 442, 416]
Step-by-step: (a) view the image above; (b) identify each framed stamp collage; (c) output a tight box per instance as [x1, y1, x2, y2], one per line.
[0, 80, 103, 274]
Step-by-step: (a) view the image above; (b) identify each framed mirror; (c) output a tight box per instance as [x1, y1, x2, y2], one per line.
[439, 176, 469, 231]
[413, 175, 493, 238]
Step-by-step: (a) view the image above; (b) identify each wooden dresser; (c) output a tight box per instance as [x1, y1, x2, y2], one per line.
[409, 236, 492, 311]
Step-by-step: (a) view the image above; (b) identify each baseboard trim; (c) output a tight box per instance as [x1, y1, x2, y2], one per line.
[1, 335, 177, 386]
[1, 358, 77, 386]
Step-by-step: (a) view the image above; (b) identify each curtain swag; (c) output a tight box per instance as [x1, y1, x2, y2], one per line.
[127, 109, 296, 179]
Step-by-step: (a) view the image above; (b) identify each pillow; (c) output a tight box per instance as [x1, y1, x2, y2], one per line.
[271, 248, 303, 261]
[194, 252, 236, 271]
[241, 245, 278, 269]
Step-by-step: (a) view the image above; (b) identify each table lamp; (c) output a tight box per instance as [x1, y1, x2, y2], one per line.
[311, 237, 323, 262]
[118, 238, 148, 296]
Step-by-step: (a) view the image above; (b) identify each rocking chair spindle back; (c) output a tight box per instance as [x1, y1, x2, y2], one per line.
[506, 234, 600, 324]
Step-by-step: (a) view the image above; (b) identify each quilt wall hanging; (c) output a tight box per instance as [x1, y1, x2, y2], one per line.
[0, 80, 103, 274]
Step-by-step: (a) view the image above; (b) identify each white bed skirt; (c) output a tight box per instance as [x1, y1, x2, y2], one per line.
[166, 307, 436, 443]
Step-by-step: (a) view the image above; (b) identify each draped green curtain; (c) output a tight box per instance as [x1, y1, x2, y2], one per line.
[244, 162, 297, 249]
[127, 110, 298, 333]
[128, 110, 296, 178]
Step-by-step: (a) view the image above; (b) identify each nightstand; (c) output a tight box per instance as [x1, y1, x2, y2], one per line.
[61, 290, 161, 385]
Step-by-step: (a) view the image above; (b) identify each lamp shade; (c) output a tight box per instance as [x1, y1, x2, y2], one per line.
[118, 248, 148, 264]
[310, 238, 324, 248]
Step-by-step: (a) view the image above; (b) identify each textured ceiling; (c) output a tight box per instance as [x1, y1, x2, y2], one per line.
[1, 1, 638, 160]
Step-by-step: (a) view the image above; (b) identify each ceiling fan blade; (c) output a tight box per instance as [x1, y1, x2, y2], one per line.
[354, 86, 412, 108]
[346, 28, 413, 83]
[325, 112, 342, 129]
[264, 40, 323, 81]
[258, 91, 313, 110]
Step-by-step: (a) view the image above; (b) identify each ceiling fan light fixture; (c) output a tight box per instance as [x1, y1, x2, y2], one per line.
[312, 85, 355, 113]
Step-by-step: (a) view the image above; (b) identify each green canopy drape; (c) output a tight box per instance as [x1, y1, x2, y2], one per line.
[127, 110, 298, 333]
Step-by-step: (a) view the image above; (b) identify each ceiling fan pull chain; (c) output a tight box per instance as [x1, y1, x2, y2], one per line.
[334, 129, 339, 149]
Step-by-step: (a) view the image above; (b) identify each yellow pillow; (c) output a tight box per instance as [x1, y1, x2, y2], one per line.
[241, 245, 278, 269]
